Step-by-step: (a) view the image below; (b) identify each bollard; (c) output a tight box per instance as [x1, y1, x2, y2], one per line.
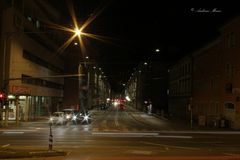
[49, 124, 53, 151]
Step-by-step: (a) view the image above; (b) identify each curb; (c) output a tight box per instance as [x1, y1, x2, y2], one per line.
[0, 149, 67, 159]
[152, 113, 169, 121]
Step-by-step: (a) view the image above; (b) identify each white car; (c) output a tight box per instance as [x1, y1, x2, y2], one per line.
[62, 109, 79, 121]
[49, 112, 67, 125]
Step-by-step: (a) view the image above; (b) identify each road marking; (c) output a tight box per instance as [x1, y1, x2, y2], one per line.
[189, 141, 223, 144]
[0, 129, 36, 132]
[130, 150, 152, 155]
[92, 131, 192, 138]
[156, 135, 192, 138]
[2, 131, 24, 135]
[224, 153, 240, 156]
[1, 144, 10, 148]
[102, 120, 107, 128]
[142, 141, 200, 150]
[92, 132, 159, 137]
[114, 113, 119, 127]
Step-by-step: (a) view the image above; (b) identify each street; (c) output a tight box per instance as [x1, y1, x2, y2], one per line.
[0, 106, 240, 160]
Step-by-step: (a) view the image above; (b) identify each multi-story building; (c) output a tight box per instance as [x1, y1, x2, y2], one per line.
[192, 16, 240, 129]
[0, 1, 64, 122]
[126, 61, 169, 114]
[63, 57, 111, 111]
[168, 56, 192, 119]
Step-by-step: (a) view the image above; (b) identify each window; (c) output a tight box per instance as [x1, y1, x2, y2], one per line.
[225, 83, 233, 93]
[27, 16, 32, 22]
[225, 102, 234, 109]
[225, 63, 234, 79]
[36, 20, 40, 28]
[22, 50, 63, 73]
[227, 32, 236, 48]
[22, 74, 63, 90]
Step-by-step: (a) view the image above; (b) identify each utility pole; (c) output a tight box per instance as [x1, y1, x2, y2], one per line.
[188, 97, 193, 129]
[78, 64, 86, 113]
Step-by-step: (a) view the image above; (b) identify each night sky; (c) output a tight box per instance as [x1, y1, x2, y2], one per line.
[56, 0, 240, 91]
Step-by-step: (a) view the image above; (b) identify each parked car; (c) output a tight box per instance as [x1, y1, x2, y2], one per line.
[49, 112, 67, 125]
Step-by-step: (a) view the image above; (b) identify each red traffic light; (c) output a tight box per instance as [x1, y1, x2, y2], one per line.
[0, 92, 6, 99]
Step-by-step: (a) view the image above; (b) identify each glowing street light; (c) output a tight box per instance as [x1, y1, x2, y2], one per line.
[155, 48, 160, 53]
[74, 28, 82, 36]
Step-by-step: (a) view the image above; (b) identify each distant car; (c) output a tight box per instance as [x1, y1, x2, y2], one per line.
[79, 110, 92, 124]
[62, 109, 79, 121]
[99, 103, 108, 110]
[49, 112, 67, 125]
[119, 104, 125, 110]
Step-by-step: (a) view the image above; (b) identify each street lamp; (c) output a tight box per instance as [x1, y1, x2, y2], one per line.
[74, 28, 91, 113]
[74, 28, 82, 36]
[155, 48, 160, 53]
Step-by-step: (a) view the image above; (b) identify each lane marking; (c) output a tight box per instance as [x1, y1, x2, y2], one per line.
[92, 132, 159, 137]
[0, 129, 36, 132]
[1, 144, 10, 148]
[114, 112, 119, 127]
[2, 131, 24, 135]
[142, 141, 200, 150]
[92, 132, 192, 138]
[156, 135, 192, 139]
[130, 150, 152, 155]
[224, 153, 240, 156]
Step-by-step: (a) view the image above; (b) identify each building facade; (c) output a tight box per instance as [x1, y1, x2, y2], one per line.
[63, 58, 111, 111]
[168, 56, 192, 119]
[192, 16, 240, 129]
[0, 1, 64, 122]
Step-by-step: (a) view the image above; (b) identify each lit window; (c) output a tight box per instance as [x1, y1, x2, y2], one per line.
[27, 16, 32, 21]
[36, 20, 40, 28]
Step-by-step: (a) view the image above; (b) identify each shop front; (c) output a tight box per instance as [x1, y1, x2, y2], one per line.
[2, 85, 62, 122]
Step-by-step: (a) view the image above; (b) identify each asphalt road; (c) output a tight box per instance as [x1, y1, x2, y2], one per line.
[0, 106, 240, 160]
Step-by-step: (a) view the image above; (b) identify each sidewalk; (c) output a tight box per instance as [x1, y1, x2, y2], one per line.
[0, 118, 49, 130]
[0, 148, 66, 159]
[151, 113, 237, 131]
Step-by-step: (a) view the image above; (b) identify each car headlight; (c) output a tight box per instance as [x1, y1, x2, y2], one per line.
[84, 115, 89, 121]
[72, 115, 77, 121]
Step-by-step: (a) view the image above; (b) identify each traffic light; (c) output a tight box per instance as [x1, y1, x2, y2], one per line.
[0, 93, 3, 105]
[0, 93, 4, 99]
[0, 92, 6, 105]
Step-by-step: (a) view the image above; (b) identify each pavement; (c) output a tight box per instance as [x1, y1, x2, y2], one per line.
[0, 109, 238, 159]
[0, 148, 66, 159]
[151, 113, 237, 131]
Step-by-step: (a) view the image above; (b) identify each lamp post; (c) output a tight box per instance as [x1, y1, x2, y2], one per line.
[78, 63, 85, 113]
[74, 28, 90, 113]
[78, 61, 92, 114]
